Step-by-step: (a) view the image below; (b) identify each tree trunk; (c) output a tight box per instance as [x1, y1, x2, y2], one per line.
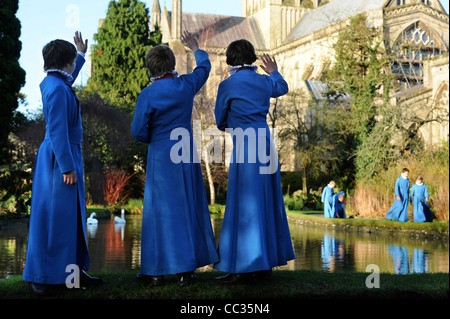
[203, 144, 215, 205]
[302, 167, 307, 194]
[200, 115, 215, 205]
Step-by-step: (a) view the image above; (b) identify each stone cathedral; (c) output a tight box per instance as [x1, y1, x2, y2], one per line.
[148, 0, 449, 148]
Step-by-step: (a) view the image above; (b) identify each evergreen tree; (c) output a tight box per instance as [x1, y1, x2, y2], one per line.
[88, 0, 161, 113]
[326, 13, 392, 179]
[0, 0, 26, 164]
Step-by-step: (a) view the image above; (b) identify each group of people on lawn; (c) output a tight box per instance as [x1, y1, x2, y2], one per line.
[321, 168, 433, 223]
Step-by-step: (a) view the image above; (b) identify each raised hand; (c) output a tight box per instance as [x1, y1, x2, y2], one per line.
[74, 31, 88, 54]
[181, 30, 199, 52]
[260, 53, 278, 75]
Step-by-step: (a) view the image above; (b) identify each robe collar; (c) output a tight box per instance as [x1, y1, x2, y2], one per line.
[46, 69, 74, 84]
[229, 64, 258, 75]
[151, 71, 178, 83]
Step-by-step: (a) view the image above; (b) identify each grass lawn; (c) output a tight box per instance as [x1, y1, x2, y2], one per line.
[1, 270, 448, 300]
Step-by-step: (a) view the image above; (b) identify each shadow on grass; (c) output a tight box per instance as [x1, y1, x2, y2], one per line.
[1, 270, 448, 299]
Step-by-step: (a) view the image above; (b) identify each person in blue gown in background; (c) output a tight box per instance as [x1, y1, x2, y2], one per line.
[386, 168, 410, 222]
[410, 175, 433, 222]
[131, 31, 218, 287]
[23, 33, 103, 295]
[332, 191, 346, 218]
[321, 181, 336, 218]
[214, 39, 295, 284]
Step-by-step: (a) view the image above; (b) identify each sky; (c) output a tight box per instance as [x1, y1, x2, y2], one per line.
[16, 0, 449, 115]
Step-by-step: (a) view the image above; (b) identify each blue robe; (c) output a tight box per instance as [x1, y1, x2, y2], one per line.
[213, 68, 295, 274]
[131, 50, 218, 276]
[23, 54, 90, 284]
[332, 191, 346, 218]
[410, 183, 432, 222]
[321, 185, 334, 218]
[385, 177, 410, 222]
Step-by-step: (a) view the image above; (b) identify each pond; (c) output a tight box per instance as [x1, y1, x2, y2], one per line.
[0, 215, 448, 279]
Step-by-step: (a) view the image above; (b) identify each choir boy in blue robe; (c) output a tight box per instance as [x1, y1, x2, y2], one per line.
[332, 191, 346, 218]
[385, 168, 410, 222]
[131, 31, 218, 287]
[410, 175, 433, 222]
[214, 40, 295, 284]
[321, 181, 336, 218]
[23, 33, 103, 295]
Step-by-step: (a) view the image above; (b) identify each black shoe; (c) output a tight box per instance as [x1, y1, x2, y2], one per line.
[254, 270, 272, 281]
[136, 273, 165, 286]
[80, 271, 104, 287]
[215, 273, 256, 284]
[29, 282, 58, 295]
[177, 271, 197, 287]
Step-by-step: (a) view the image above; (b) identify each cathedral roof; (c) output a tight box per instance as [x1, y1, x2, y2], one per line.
[182, 12, 267, 50]
[285, 0, 386, 43]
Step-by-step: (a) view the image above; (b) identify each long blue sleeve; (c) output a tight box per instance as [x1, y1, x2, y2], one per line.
[424, 185, 429, 199]
[69, 53, 85, 86]
[410, 185, 415, 204]
[215, 82, 230, 131]
[321, 186, 327, 202]
[269, 71, 289, 98]
[45, 87, 75, 174]
[395, 178, 401, 198]
[131, 92, 152, 144]
[181, 50, 211, 94]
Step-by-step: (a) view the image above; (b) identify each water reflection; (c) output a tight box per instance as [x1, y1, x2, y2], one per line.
[0, 215, 448, 279]
[321, 234, 345, 272]
[387, 245, 430, 274]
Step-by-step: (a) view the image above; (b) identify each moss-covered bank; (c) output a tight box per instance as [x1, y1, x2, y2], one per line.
[287, 210, 449, 239]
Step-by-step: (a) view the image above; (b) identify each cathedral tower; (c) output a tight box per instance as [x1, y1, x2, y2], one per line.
[242, 0, 309, 49]
[171, 0, 182, 41]
[151, 0, 161, 29]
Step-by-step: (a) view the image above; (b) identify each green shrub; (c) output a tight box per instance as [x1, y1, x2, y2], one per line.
[293, 198, 304, 211]
[125, 198, 143, 214]
[209, 204, 225, 214]
[0, 164, 32, 215]
[284, 195, 295, 210]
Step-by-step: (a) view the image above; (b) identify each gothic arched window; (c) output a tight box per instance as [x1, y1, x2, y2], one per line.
[391, 21, 448, 90]
[433, 82, 449, 142]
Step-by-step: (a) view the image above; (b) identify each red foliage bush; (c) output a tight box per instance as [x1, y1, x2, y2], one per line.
[103, 168, 135, 206]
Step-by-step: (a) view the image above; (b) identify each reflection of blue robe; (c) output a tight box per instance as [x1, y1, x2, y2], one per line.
[410, 183, 432, 222]
[332, 191, 346, 218]
[385, 177, 410, 222]
[131, 50, 218, 276]
[213, 68, 295, 274]
[411, 248, 429, 273]
[387, 245, 410, 274]
[321, 185, 334, 218]
[321, 233, 344, 271]
[23, 54, 90, 284]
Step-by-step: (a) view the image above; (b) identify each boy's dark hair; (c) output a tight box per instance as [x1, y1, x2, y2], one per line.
[416, 175, 423, 181]
[43, 39, 77, 71]
[146, 45, 176, 78]
[226, 39, 257, 66]
[402, 168, 409, 173]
